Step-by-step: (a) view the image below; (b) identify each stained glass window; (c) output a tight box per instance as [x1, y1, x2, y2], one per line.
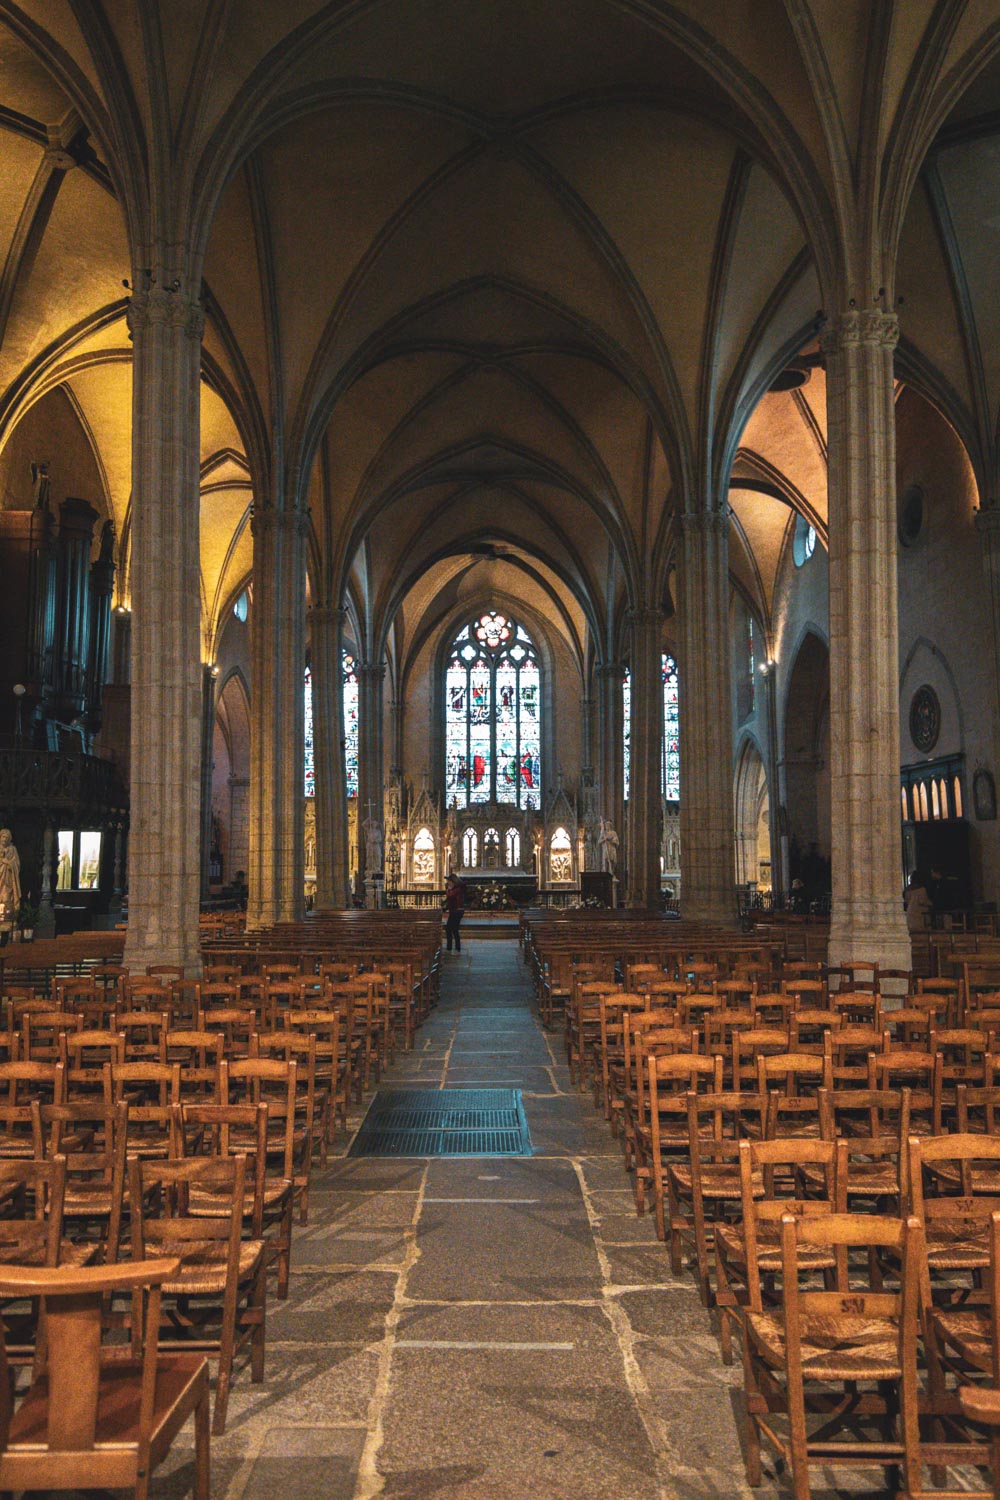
[445, 611, 540, 809]
[662, 653, 679, 802]
[343, 651, 359, 798]
[623, 656, 680, 802]
[304, 667, 315, 798]
[622, 668, 631, 801]
[304, 654, 360, 798]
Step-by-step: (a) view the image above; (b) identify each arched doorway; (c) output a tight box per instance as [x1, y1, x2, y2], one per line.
[783, 632, 831, 899]
[212, 672, 251, 888]
[734, 740, 770, 892]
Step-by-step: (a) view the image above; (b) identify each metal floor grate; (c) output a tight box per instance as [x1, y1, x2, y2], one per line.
[349, 1088, 532, 1158]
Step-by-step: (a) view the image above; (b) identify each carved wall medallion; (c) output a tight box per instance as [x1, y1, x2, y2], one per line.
[910, 685, 941, 754]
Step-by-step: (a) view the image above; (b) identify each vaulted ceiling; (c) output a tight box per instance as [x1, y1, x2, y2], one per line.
[0, 2, 997, 676]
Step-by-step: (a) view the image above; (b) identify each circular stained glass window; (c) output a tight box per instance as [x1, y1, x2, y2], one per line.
[910, 684, 941, 754]
[474, 612, 512, 650]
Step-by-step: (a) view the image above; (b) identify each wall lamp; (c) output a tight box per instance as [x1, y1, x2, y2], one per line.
[758, 659, 777, 677]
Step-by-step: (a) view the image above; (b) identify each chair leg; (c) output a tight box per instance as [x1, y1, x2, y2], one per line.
[195, 1382, 212, 1500]
[251, 1265, 266, 1383]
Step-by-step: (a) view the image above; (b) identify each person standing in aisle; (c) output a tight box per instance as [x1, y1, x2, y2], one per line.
[444, 873, 465, 953]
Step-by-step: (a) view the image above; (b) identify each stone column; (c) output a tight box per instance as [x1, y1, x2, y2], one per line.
[199, 664, 216, 900]
[35, 822, 56, 939]
[356, 660, 385, 880]
[678, 511, 735, 925]
[823, 308, 910, 968]
[975, 503, 1000, 768]
[247, 508, 307, 928]
[626, 608, 663, 907]
[310, 604, 350, 908]
[123, 283, 204, 974]
[760, 664, 785, 898]
[595, 660, 625, 859]
[228, 775, 250, 880]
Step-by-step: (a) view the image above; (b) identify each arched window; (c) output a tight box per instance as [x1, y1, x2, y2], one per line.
[549, 826, 572, 883]
[931, 780, 941, 819]
[412, 827, 435, 884]
[445, 611, 540, 808]
[954, 776, 963, 818]
[901, 786, 910, 821]
[623, 655, 680, 802]
[303, 651, 360, 799]
[304, 667, 314, 798]
[505, 827, 521, 866]
[622, 667, 631, 800]
[662, 653, 679, 801]
[343, 651, 359, 798]
[463, 828, 478, 867]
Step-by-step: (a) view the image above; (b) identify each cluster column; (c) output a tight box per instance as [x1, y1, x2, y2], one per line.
[678, 511, 735, 924]
[595, 660, 625, 860]
[123, 283, 204, 974]
[356, 660, 386, 881]
[310, 604, 350, 908]
[823, 308, 910, 967]
[625, 608, 664, 907]
[247, 507, 307, 928]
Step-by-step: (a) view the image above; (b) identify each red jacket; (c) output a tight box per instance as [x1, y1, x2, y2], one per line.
[445, 883, 464, 914]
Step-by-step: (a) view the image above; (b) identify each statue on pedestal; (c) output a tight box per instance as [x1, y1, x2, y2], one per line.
[0, 829, 21, 920]
[362, 814, 384, 873]
[598, 816, 619, 875]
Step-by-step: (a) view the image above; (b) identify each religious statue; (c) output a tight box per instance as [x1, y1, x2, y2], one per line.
[0, 829, 21, 919]
[363, 814, 384, 872]
[598, 816, 619, 875]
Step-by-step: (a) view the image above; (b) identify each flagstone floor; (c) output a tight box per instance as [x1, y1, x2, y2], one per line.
[58, 939, 931, 1499]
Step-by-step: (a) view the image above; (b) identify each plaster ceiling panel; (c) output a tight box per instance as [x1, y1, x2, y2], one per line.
[932, 136, 1000, 424]
[738, 385, 829, 525]
[213, 520, 252, 637]
[320, 352, 465, 530]
[724, 266, 823, 439]
[256, 104, 473, 423]
[0, 22, 76, 120]
[713, 162, 810, 402]
[529, 106, 734, 434]
[294, 0, 723, 120]
[203, 163, 273, 420]
[353, 365, 614, 518]
[729, 485, 793, 619]
[62, 360, 131, 527]
[323, 149, 660, 424]
[0, 167, 126, 394]
[653, 0, 827, 173]
[200, 483, 250, 619]
[199, 382, 244, 468]
[514, 351, 662, 530]
[54, 317, 128, 365]
[373, 280, 612, 354]
[896, 173, 973, 416]
[0, 134, 45, 272]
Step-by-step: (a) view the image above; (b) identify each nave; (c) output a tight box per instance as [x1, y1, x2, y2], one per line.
[146, 937, 747, 1500]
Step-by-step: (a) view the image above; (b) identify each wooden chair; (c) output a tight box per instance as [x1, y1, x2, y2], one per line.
[112, 1061, 181, 1158]
[221, 1059, 297, 1296]
[0, 1257, 210, 1500]
[41, 1099, 128, 1263]
[128, 1153, 266, 1434]
[669, 1088, 767, 1304]
[161, 1028, 224, 1103]
[917, 1206, 1000, 1496]
[646, 1052, 723, 1240]
[741, 1211, 923, 1500]
[714, 1136, 845, 1367]
[0, 1062, 65, 1155]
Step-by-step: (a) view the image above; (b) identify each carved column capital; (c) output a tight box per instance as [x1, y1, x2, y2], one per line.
[127, 285, 205, 341]
[821, 307, 898, 356]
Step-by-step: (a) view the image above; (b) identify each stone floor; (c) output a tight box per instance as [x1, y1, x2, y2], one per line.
[53, 938, 980, 1498]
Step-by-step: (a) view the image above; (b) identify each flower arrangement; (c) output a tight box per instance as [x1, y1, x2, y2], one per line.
[479, 882, 508, 910]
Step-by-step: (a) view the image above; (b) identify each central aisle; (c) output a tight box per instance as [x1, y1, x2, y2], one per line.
[186, 939, 752, 1500]
[343, 940, 750, 1500]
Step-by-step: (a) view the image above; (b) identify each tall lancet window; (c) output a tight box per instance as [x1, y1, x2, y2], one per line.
[303, 651, 361, 799]
[662, 653, 680, 801]
[343, 651, 359, 798]
[445, 611, 540, 808]
[623, 655, 680, 802]
[304, 667, 315, 799]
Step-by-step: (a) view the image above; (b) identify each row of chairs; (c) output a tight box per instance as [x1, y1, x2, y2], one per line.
[559, 943, 1000, 1496]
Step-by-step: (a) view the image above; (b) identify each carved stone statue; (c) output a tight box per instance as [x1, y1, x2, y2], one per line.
[363, 815, 384, 873]
[0, 829, 21, 918]
[598, 816, 619, 875]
